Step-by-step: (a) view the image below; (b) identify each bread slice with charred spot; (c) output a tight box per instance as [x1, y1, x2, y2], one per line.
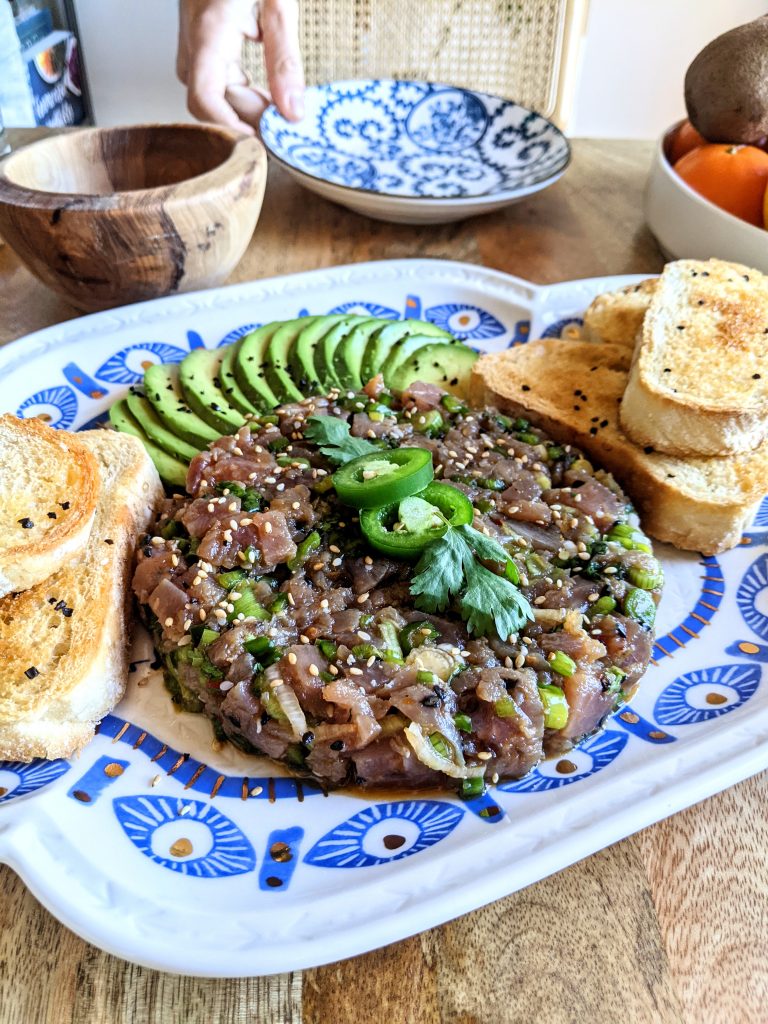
[0, 429, 164, 761]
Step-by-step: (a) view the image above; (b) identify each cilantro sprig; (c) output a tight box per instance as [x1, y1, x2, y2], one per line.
[304, 415, 378, 465]
[411, 523, 533, 641]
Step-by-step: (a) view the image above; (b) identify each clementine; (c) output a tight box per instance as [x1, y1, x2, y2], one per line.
[674, 144, 768, 226]
[667, 119, 706, 164]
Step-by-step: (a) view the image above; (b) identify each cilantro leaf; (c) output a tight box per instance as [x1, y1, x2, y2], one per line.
[460, 561, 533, 641]
[304, 415, 378, 465]
[410, 529, 468, 612]
[459, 524, 514, 567]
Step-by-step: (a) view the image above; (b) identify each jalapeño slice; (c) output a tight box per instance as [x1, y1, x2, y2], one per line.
[360, 483, 473, 558]
[332, 448, 433, 509]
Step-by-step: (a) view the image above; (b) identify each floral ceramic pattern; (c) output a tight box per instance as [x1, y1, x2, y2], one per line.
[654, 664, 761, 726]
[260, 80, 570, 199]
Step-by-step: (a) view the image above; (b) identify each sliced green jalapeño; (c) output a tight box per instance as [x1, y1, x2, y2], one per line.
[332, 447, 433, 509]
[359, 482, 473, 559]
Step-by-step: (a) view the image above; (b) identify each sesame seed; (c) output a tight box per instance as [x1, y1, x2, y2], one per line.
[357, 592, 369, 603]
[309, 664, 320, 676]
[300, 634, 310, 643]
[264, 522, 273, 534]
[228, 502, 238, 512]
[288, 652, 297, 664]
[312, 561, 324, 570]
[349, 666, 363, 676]
[477, 751, 492, 761]
[164, 616, 174, 626]
[364, 555, 373, 565]
[332, 557, 342, 567]
[150, 775, 161, 787]
[329, 544, 340, 554]
[320, 599, 329, 609]
[329, 664, 339, 675]
[291, 501, 301, 510]
[199, 609, 207, 621]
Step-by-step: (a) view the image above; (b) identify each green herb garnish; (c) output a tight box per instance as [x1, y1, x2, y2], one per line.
[304, 415, 378, 465]
[410, 523, 533, 641]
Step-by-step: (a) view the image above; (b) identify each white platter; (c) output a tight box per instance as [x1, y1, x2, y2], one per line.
[1, 259, 766, 977]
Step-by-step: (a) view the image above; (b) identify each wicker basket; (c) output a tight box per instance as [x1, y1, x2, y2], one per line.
[243, 0, 587, 127]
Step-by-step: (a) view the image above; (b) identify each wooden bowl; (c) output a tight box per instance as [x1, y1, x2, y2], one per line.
[0, 124, 267, 312]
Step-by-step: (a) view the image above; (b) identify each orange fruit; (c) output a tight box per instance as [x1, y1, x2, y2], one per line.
[673, 144, 768, 226]
[667, 119, 707, 164]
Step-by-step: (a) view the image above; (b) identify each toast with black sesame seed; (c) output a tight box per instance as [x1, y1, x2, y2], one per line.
[581, 277, 656, 347]
[0, 429, 163, 761]
[619, 258, 768, 456]
[0, 414, 100, 598]
[470, 339, 767, 555]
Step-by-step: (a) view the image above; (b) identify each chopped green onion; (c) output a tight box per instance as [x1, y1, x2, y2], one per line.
[378, 620, 404, 663]
[287, 530, 321, 572]
[454, 713, 472, 733]
[284, 743, 305, 767]
[477, 477, 506, 491]
[441, 394, 468, 415]
[605, 665, 626, 694]
[269, 592, 289, 613]
[517, 431, 540, 445]
[412, 409, 445, 437]
[244, 635, 273, 656]
[229, 588, 270, 621]
[257, 414, 279, 426]
[399, 620, 440, 654]
[417, 669, 436, 684]
[195, 627, 219, 648]
[429, 733, 451, 759]
[590, 595, 617, 616]
[267, 436, 290, 453]
[475, 499, 495, 514]
[242, 544, 258, 564]
[459, 777, 485, 800]
[160, 518, 184, 539]
[494, 696, 518, 718]
[317, 639, 337, 660]
[546, 445, 565, 460]
[549, 650, 576, 677]
[313, 476, 335, 494]
[217, 568, 248, 590]
[628, 564, 664, 590]
[623, 587, 656, 628]
[352, 642, 381, 660]
[277, 455, 311, 468]
[539, 685, 569, 729]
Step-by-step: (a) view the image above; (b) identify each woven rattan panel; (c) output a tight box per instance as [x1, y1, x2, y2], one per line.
[243, 0, 569, 117]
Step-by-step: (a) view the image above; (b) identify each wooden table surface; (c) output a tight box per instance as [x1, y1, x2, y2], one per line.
[1, 130, 766, 1024]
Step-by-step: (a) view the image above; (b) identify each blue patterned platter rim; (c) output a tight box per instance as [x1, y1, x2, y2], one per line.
[0, 259, 767, 977]
[260, 79, 571, 201]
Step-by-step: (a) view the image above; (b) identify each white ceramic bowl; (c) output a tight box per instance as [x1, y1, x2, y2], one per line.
[645, 122, 768, 272]
[260, 79, 570, 224]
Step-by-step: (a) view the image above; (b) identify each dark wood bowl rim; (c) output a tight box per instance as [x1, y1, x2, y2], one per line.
[0, 123, 264, 210]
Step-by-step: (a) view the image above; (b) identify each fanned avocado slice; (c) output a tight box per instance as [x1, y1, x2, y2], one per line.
[220, 342, 260, 416]
[234, 323, 282, 410]
[125, 391, 200, 462]
[389, 342, 478, 397]
[264, 317, 317, 403]
[109, 399, 187, 486]
[289, 314, 350, 393]
[179, 347, 247, 435]
[361, 319, 451, 383]
[332, 317, 390, 391]
[314, 315, 370, 392]
[381, 333, 461, 385]
[144, 362, 220, 448]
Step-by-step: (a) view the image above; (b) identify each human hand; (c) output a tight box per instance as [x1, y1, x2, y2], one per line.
[177, 0, 304, 134]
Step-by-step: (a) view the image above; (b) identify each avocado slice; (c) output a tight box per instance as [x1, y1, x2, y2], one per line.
[109, 399, 187, 486]
[179, 347, 247, 435]
[389, 342, 478, 397]
[332, 317, 390, 391]
[289, 314, 350, 393]
[233, 322, 282, 410]
[144, 362, 220, 448]
[220, 342, 260, 416]
[264, 317, 317, 404]
[314, 315, 370, 392]
[125, 390, 200, 462]
[381, 333, 461, 386]
[361, 319, 451, 384]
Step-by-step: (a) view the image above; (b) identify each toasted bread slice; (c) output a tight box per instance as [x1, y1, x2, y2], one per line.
[581, 278, 656, 347]
[0, 430, 163, 761]
[620, 258, 768, 456]
[0, 415, 99, 598]
[470, 340, 766, 555]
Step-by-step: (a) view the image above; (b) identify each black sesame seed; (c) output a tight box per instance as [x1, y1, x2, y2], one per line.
[676, 325, 685, 331]
[589, 427, 598, 436]
[663, 368, 671, 373]
[58, 501, 70, 510]
[600, 419, 609, 428]
[18, 517, 34, 529]
[62, 607, 73, 618]
[47, 511, 57, 519]
[104, 538, 114, 545]
[330, 739, 344, 751]
[643, 445, 654, 454]
[753, 373, 761, 380]
[24, 666, 39, 679]
[521, 384, 530, 392]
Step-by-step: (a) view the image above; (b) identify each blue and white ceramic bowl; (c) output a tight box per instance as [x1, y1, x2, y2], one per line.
[260, 79, 571, 224]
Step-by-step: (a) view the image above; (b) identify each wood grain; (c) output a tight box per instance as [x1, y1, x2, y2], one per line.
[2, 129, 767, 1024]
[0, 125, 266, 312]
